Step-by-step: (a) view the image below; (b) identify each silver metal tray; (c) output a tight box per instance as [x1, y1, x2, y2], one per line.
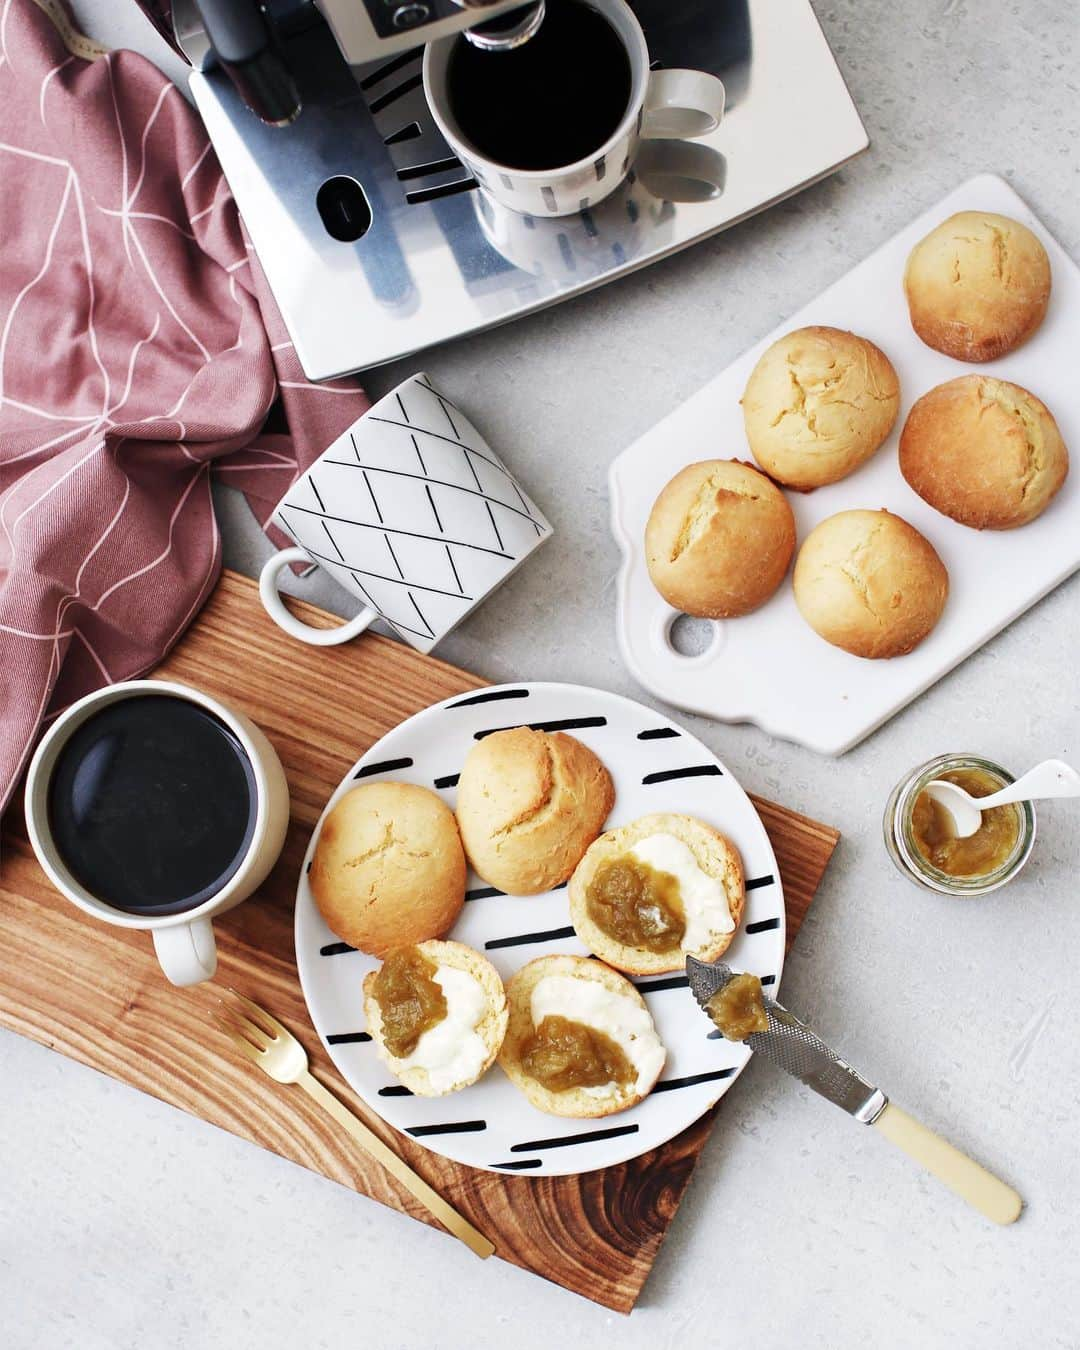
[191, 0, 867, 380]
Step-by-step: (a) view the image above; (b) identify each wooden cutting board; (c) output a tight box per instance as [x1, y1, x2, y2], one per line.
[0, 571, 839, 1313]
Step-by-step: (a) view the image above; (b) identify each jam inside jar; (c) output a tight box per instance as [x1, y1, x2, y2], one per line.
[372, 946, 447, 1059]
[520, 1014, 634, 1093]
[585, 857, 686, 952]
[883, 753, 1036, 896]
[911, 768, 1022, 878]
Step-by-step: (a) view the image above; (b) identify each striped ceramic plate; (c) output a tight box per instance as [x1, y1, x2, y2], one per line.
[294, 683, 785, 1176]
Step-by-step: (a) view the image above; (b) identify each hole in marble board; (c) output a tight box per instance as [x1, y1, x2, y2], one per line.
[668, 614, 716, 657]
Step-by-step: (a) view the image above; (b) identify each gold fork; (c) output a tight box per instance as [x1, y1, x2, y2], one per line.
[216, 991, 494, 1259]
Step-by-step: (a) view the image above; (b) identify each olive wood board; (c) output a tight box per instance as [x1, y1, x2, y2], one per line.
[0, 570, 839, 1313]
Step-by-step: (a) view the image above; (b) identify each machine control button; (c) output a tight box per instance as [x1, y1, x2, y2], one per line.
[392, 3, 431, 26]
[316, 176, 373, 243]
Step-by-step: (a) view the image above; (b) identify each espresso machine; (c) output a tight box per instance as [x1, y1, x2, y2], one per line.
[174, 0, 548, 125]
[156, 0, 868, 379]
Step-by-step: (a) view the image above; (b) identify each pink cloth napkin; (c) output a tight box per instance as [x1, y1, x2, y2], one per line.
[0, 1, 370, 812]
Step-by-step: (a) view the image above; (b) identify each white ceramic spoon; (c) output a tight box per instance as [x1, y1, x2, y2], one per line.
[925, 758, 1080, 839]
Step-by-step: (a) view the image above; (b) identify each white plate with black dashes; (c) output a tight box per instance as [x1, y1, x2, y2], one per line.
[294, 682, 785, 1176]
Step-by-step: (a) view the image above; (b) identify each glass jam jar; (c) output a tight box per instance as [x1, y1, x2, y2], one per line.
[883, 753, 1036, 896]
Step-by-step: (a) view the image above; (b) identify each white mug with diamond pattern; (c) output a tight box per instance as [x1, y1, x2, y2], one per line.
[259, 374, 552, 652]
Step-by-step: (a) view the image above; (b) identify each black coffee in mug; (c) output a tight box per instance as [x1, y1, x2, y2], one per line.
[446, 0, 633, 172]
[47, 695, 258, 916]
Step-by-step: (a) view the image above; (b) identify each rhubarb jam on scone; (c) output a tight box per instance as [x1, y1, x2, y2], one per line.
[569, 813, 745, 976]
[363, 940, 507, 1097]
[499, 955, 665, 1118]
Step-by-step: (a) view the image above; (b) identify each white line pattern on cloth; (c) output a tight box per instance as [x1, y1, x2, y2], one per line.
[0, 1, 369, 811]
[0, 171, 74, 412]
[38, 53, 74, 122]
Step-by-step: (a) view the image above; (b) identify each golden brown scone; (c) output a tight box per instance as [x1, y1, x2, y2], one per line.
[644, 460, 795, 618]
[498, 955, 666, 1118]
[568, 813, 745, 976]
[793, 509, 948, 659]
[310, 782, 465, 956]
[899, 375, 1068, 530]
[362, 940, 507, 1097]
[455, 727, 614, 895]
[741, 327, 900, 489]
[903, 211, 1051, 362]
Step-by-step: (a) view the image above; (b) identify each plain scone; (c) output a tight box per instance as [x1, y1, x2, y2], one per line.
[498, 955, 666, 1119]
[310, 781, 466, 956]
[362, 940, 507, 1096]
[793, 509, 949, 659]
[568, 813, 745, 976]
[644, 459, 796, 618]
[455, 727, 614, 895]
[741, 326, 900, 489]
[903, 211, 1051, 362]
[899, 375, 1068, 530]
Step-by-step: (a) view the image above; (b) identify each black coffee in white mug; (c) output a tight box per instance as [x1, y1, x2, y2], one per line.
[47, 695, 258, 916]
[24, 681, 291, 986]
[426, 0, 724, 218]
[446, 0, 633, 171]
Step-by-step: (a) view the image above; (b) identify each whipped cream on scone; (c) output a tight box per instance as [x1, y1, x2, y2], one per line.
[363, 940, 507, 1097]
[568, 812, 746, 977]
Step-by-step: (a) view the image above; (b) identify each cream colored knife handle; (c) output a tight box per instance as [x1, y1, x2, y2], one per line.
[297, 1070, 495, 1258]
[873, 1102, 1022, 1225]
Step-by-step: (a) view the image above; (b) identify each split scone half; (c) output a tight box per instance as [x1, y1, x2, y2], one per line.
[568, 813, 745, 976]
[363, 940, 507, 1097]
[499, 955, 666, 1118]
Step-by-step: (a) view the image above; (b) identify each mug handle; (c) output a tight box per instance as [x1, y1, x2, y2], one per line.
[259, 547, 378, 647]
[153, 918, 217, 987]
[641, 69, 725, 141]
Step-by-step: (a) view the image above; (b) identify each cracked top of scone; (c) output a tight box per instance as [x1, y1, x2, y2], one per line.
[792, 508, 948, 659]
[455, 727, 614, 895]
[903, 211, 1051, 363]
[310, 781, 466, 955]
[900, 375, 1068, 530]
[645, 459, 796, 619]
[741, 326, 900, 489]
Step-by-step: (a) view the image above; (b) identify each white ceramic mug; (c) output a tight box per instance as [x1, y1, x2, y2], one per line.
[24, 681, 291, 987]
[260, 373, 552, 651]
[423, 0, 725, 218]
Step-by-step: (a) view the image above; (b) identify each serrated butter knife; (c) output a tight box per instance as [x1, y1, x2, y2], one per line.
[686, 957, 1022, 1225]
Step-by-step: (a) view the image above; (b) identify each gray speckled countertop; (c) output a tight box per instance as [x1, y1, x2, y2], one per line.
[4, 3, 1079, 1347]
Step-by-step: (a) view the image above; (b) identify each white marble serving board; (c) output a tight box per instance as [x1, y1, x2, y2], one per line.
[609, 173, 1080, 755]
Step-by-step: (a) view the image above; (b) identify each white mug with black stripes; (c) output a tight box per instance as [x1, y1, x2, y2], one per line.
[259, 373, 553, 652]
[422, 0, 725, 219]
